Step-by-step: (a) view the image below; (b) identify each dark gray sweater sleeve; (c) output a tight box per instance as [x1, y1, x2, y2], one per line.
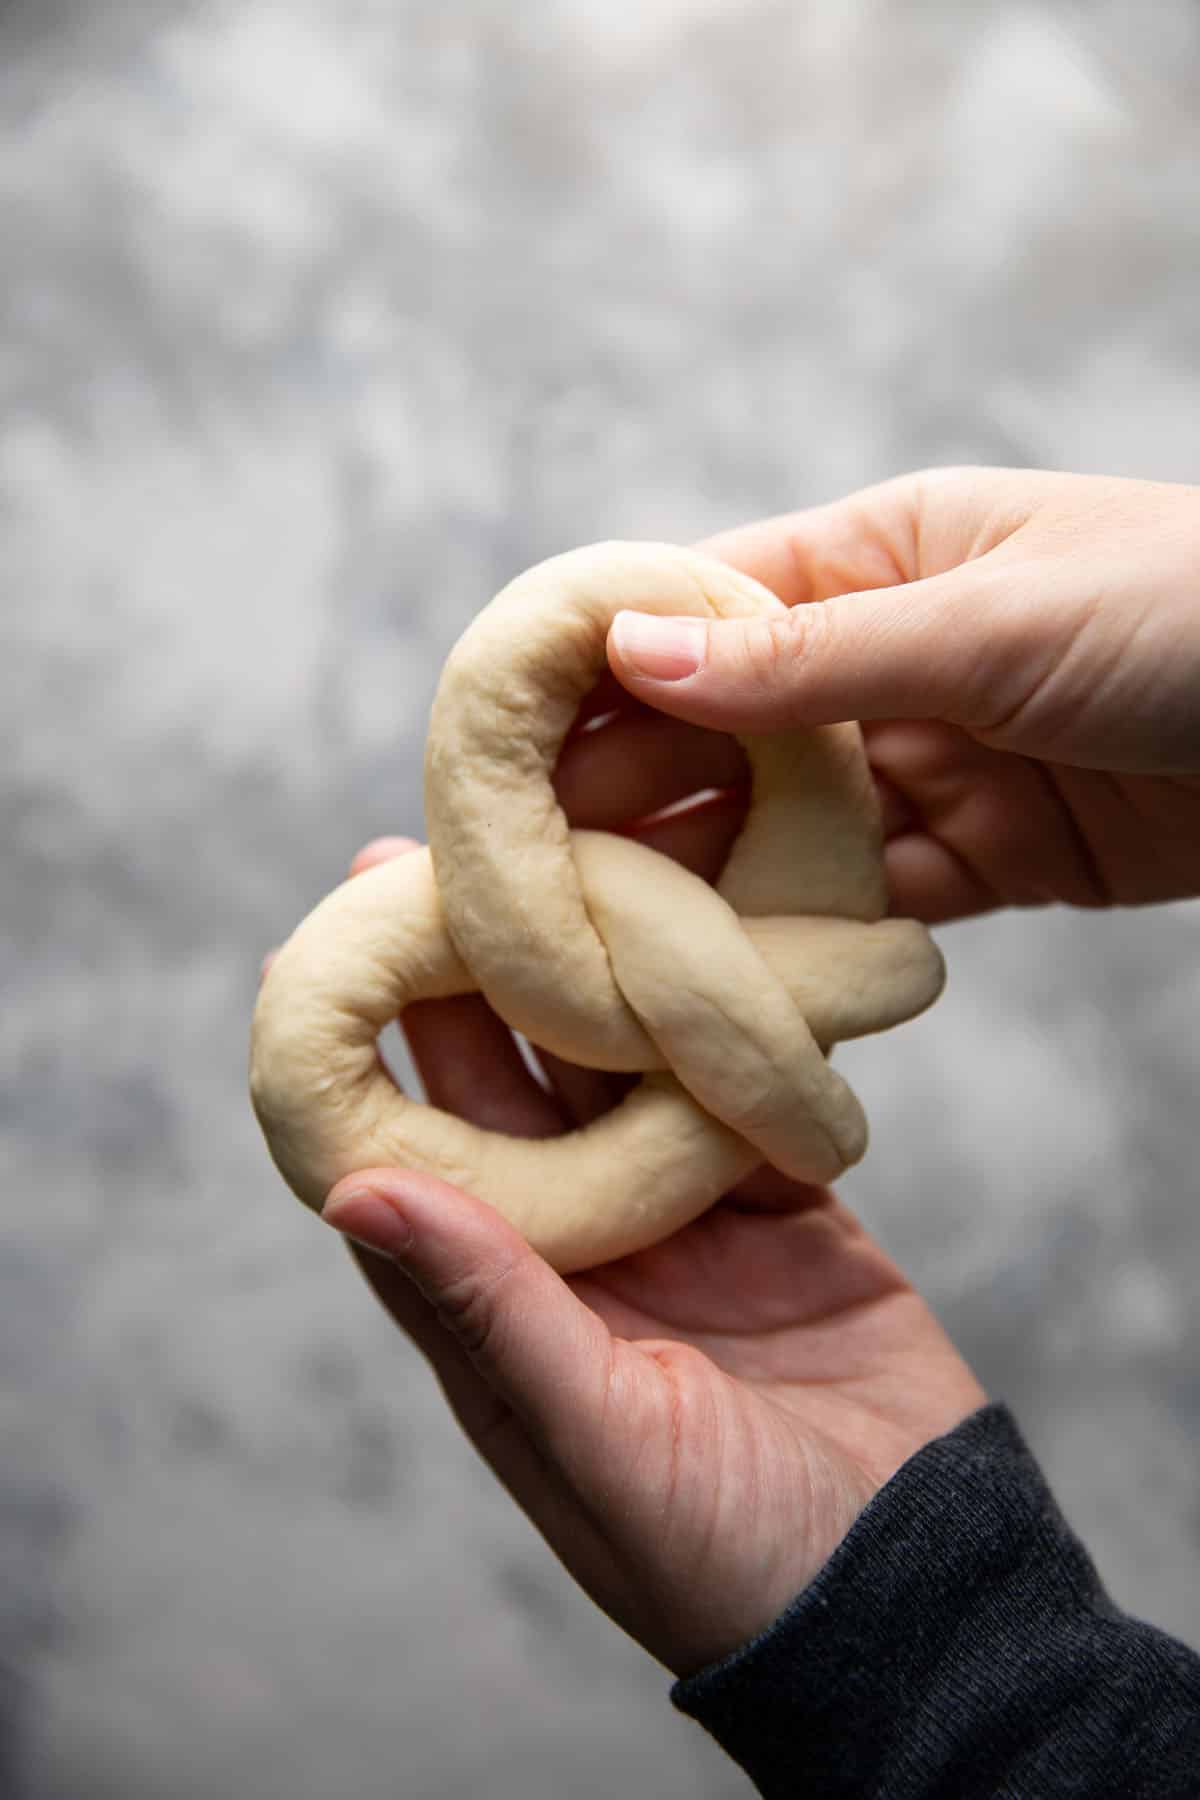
[671, 1405, 1200, 1798]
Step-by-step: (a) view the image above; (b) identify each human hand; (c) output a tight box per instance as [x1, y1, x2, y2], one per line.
[606, 468, 1200, 921]
[313, 813, 983, 1679]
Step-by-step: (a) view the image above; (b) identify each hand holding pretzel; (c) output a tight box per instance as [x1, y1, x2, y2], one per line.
[247, 470, 1200, 1683]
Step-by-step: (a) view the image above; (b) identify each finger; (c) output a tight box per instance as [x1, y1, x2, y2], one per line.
[867, 766, 920, 841]
[346, 1238, 454, 1365]
[349, 835, 422, 877]
[882, 834, 998, 925]
[403, 994, 568, 1136]
[343, 1234, 626, 1630]
[605, 476, 1032, 736]
[344, 1239, 518, 1453]
[323, 1171, 616, 1477]
[870, 719, 1107, 919]
[554, 708, 745, 829]
[721, 1167, 835, 1215]
[696, 477, 925, 608]
[606, 558, 1016, 737]
[558, 716, 917, 862]
[527, 1048, 636, 1129]
[564, 667, 642, 735]
[627, 783, 747, 883]
[342, 1244, 536, 1501]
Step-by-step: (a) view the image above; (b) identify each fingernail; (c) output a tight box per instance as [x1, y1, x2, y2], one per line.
[611, 611, 707, 682]
[322, 1187, 414, 1258]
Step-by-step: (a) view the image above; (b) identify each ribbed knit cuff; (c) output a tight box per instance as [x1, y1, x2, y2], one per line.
[672, 1404, 1200, 1799]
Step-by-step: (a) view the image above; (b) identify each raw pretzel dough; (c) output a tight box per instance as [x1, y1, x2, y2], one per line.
[250, 542, 944, 1272]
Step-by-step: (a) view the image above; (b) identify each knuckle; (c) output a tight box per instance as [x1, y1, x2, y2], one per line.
[434, 1254, 520, 1358]
[645, 1336, 708, 1388]
[916, 461, 980, 486]
[736, 610, 809, 696]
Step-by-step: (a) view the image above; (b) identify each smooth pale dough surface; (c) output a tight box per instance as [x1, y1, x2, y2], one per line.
[250, 541, 945, 1273]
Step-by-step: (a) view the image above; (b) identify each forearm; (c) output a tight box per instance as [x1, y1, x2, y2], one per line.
[672, 1405, 1200, 1798]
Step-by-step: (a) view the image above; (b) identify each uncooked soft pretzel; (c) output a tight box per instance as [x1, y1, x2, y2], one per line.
[250, 542, 944, 1273]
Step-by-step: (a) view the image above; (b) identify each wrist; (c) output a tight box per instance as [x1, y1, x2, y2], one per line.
[665, 1368, 986, 1679]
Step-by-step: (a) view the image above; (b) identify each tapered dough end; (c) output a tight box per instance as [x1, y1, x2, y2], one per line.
[742, 916, 946, 1048]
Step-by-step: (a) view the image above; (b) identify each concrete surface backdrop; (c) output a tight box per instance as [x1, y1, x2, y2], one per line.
[3, 2, 1199, 1795]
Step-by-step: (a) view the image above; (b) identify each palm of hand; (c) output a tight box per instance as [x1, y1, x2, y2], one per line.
[351, 1125, 980, 1676]
[570, 1181, 977, 1674]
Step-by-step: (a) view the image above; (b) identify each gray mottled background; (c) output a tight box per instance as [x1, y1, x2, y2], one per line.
[3, 2, 1199, 1795]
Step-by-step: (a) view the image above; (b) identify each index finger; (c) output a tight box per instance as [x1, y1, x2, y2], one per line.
[697, 474, 925, 606]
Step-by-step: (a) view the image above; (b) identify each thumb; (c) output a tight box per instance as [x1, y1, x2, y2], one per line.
[608, 563, 1013, 735]
[322, 1168, 615, 1464]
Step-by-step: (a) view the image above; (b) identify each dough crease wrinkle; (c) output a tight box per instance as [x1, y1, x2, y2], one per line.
[250, 542, 944, 1272]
